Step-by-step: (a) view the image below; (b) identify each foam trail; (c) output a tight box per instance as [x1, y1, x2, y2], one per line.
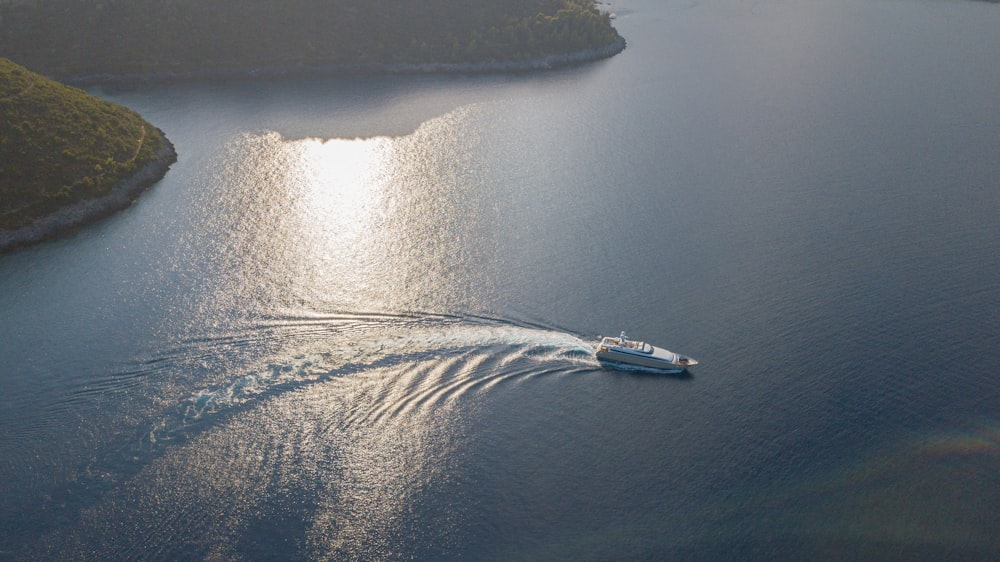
[133, 317, 600, 450]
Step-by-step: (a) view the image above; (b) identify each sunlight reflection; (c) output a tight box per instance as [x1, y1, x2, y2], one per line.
[210, 105, 493, 315]
[299, 137, 388, 241]
[272, 134, 393, 310]
[204, 132, 393, 315]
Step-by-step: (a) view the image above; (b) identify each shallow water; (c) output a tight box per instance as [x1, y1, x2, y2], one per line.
[2, 0, 1000, 559]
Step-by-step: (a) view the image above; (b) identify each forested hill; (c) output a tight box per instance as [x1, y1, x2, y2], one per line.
[0, 58, 173, 234]
[0, 0, 623, 81]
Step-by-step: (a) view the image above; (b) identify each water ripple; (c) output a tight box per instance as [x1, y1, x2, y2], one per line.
[141, 318, 596, 448]
[10, 314, 599, 559]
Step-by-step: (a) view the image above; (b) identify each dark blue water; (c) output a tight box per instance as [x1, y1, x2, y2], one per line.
[3, 0, 1000, 559]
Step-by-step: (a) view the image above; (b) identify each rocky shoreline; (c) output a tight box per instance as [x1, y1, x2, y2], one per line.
[0, 135, 177, 254]
[68, 38, 626, 87]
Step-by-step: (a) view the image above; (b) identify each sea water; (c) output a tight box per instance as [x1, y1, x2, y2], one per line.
[2, 0, 999, 558]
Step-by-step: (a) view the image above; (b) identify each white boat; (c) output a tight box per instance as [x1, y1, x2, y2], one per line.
[596, 331, 698, 372]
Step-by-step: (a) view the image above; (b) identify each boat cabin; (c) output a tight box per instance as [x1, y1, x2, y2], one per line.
[600, 333, 653, 355]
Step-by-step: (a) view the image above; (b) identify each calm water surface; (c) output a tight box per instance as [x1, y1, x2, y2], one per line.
[2, 0, 1000, 559]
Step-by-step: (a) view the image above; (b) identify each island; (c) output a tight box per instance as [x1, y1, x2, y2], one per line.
[0, 0, 623, 250]
[0, 0, 625, 84]
[0, 58, 177, 252]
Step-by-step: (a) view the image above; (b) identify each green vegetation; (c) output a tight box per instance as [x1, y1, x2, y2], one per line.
[0, 58, 167, 230]
[0, 0, 623, 81]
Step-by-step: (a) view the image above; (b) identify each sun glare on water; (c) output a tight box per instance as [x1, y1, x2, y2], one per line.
[298, 136, 389, 241]
[240, 134, 397, 310]
[210, 106, 491, 314]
